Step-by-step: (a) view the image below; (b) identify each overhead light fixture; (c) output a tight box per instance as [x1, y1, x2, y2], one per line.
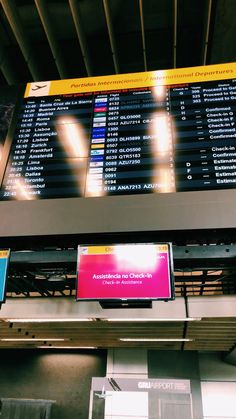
[3, 317, 201, 324]
[47, 275, 66, 282]
[107, 318, 201, 322]
[119, 338, 193, 342]
[3, 318, 94, 323]
[37, 346, 97, 349]
[1, 338, 67, 342]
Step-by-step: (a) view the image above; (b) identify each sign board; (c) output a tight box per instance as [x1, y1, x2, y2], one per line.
[0, 249, 10, 303]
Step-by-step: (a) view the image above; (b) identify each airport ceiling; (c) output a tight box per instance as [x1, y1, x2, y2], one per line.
[0, 0, 236, 353]
[1, 315, 236, 353]
[0, 0, 235, 87]
[1, 245, 236, 354]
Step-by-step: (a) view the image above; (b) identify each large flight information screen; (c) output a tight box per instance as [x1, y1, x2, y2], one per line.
[1, 62, 236, 200]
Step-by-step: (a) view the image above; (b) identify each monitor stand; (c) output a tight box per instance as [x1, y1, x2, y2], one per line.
[99, 300, 152, 309]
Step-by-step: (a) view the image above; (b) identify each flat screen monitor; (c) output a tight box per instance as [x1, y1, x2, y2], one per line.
[76, 243, 174, 303]
[1, 62, 236, 200]
[2, 63, 236, 239]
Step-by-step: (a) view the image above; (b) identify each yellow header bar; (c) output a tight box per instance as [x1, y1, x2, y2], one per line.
[80, 244, 168, 255]
[25, 62, 236, 98]
[0, 250, 10, 259]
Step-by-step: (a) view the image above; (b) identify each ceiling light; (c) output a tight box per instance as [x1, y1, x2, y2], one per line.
[1, 338, 67, 342]
[119, 338, 193, 342]
[47, 275, 65, 282]
[2, 317, 201, 324]
[37, 346, 97, 349]
[107, 318, 201, 322]
[3, 318, 94, 323]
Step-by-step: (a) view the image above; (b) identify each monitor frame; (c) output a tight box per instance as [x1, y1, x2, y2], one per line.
[0, 249, 11, 303]
[76, 242, 175, 304]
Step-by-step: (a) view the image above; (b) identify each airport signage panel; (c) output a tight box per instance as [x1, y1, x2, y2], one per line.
[1, 62, 236, 200]
[0, 249, 10, 303]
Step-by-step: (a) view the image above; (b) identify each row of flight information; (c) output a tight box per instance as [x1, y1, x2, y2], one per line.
[1, 76, 236, 200]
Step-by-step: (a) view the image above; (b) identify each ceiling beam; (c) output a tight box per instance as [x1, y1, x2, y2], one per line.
[173, 0, 177, 68]
[68, 0, 93, 76]
[34, 0, 68, 79]
[0, 0, 42, 81]
[139, 0, 147, 71]
[102, 0, 119, 74]
[9, 245, 236, 265]
[202, 0, 213, 65]
[0, 44, 17, 85]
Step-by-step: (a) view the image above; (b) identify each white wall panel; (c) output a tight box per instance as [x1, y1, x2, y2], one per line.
[201, 382, 236, 418]
[104, 391, 148, 419]
[1, 188, 236, 237]
[0, 296, 186, 320]
[188, 296, 236, 318]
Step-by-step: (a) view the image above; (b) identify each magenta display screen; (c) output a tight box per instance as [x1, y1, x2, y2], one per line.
[76, 243, 174, 301]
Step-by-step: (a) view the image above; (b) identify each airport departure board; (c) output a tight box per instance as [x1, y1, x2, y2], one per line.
[1, 62, 236, 200]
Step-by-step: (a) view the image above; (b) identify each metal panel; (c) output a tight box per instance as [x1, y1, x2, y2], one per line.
[1, 189, 236, 238]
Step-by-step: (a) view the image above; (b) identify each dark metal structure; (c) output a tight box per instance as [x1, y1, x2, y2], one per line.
[5, 244, 236, 298]
[0, 0, 234, 87]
